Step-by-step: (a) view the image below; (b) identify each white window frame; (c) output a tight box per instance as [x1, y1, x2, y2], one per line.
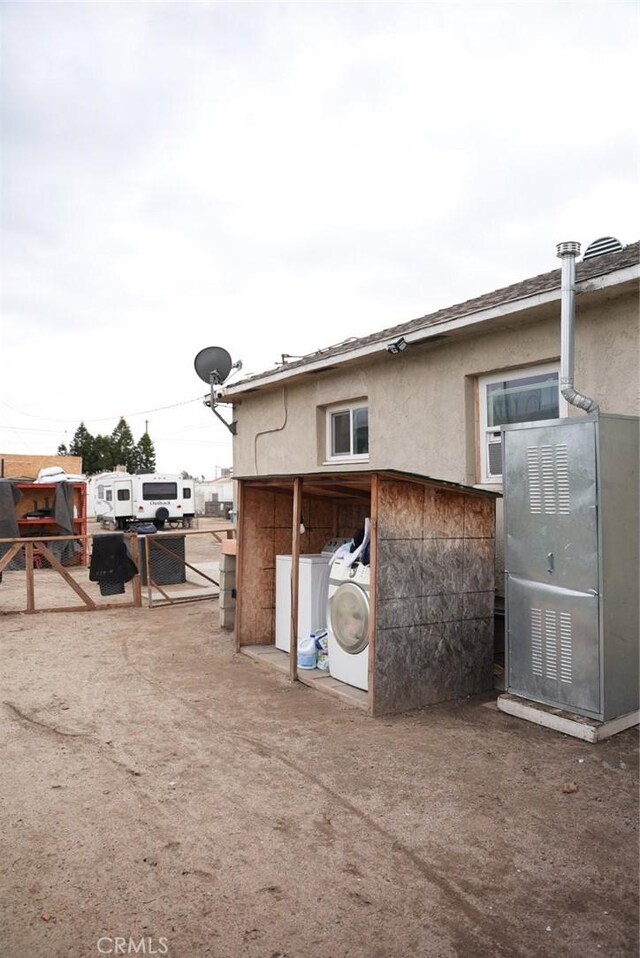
[324, 401, 369, 464]
[478, 362, 567, 484]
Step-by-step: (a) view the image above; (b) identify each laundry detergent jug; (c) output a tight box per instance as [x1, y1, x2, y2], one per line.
[297, 633, 317, 670]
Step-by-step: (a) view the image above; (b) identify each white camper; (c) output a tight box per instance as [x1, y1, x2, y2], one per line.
[94, 474, 195, 530]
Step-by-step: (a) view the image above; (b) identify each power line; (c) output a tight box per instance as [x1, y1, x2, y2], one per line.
[0, 396, 206, 425]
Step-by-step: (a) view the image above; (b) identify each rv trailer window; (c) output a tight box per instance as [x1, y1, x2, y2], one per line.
[183, 487, 192, 499]
[142, 482, 178, 500]
[97, 485, 104, 498]
[105, 489, 113, 501]
[117, 489, 130, 501]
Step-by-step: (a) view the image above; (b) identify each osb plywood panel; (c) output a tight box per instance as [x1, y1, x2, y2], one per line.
[464, 495, 495, 538]
[274, 527, 294, 558]
[238, 487, 277, 645]
[423, 487, 465, 539]
[305, 528, 332, 555]
[377, 479, 424, 540]
[373, 477, 496, 715]
[337, 503, 370, 539]
[240, 588, 275, 645]
[274, 492, 293, 528]
[307, 496, 334, 530]
[245, 487, 276, 529]
[301, 495, 334, 556]
[374, 619, 494, 714]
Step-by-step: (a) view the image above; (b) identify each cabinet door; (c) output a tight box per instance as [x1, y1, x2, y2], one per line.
[504, 420, 598, 592]
[507, 575, 600, 715]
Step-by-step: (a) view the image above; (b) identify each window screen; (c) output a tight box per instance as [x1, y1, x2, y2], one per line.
[117, 489, 130, 501]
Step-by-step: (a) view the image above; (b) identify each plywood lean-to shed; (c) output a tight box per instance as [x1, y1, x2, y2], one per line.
[234, 470, 499, 716]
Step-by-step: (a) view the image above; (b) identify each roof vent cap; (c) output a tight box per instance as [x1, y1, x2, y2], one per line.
[582, 236, 623, 260]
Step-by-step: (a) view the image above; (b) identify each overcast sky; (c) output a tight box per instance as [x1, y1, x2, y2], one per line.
[1, 1, 637, 478]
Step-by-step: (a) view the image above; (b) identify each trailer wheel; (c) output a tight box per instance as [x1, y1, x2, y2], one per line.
[155, 507, 170, 523]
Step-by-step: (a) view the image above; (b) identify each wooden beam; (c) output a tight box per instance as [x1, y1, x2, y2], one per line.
[302, 482, 371, 501]
[234, 480, 245, 652]
[147, 579, 173, 603]
[127, 535, 142, 608]
[25, 542, 35, 613]
[36, 542, 96, 609]
[289, 476, 302, 683]
[368, 475, 378, 716]
[0, 542, 22, 575]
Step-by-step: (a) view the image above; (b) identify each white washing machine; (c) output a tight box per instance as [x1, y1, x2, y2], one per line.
[327, 556, 371, 691]
[275, 539, 350, 653]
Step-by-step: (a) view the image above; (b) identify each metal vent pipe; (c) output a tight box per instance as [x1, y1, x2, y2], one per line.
[556, 241, 599, 414]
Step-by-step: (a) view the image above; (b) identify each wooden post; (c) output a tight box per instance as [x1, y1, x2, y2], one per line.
[289, 477, 302, 683]
[233, 481, 244, 651]
[25, 541, 35, 613]
[128, 534, 142, 608]
[367, 474, 378, 715]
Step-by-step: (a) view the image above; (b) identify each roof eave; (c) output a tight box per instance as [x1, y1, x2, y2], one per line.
[222, 263, 639, 400]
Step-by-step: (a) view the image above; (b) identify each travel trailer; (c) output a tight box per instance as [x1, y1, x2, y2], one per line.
[94, 473, 195, 529]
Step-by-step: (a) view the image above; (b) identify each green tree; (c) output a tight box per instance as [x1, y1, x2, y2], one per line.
[57, 443, 69, 455]
[92, 434, 115, 474]
[68, 422, 94, 473]
[135, 432, 156, 473]
[110, 417, 137, 472]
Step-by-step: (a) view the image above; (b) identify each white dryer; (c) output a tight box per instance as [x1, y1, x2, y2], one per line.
[275, 539, 350, 653]
[327, 557, 371, 691]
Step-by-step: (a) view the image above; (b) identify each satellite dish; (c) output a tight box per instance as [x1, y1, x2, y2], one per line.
[194, 346, 233, 385]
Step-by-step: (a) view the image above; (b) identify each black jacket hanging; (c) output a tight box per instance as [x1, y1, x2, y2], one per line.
[89, 534, 138, 595]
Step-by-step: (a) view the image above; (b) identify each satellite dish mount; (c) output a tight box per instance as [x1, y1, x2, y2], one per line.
[194, 346, 242, 436]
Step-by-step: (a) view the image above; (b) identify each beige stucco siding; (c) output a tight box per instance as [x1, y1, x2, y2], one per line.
[232, 289, 639, 481]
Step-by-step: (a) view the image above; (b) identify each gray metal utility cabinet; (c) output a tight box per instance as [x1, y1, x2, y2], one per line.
[503, 414, 639, 722]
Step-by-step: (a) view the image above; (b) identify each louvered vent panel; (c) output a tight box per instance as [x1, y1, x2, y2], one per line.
[583, 236, 623, 260]
[555, 445, 570, 514]
[527, 443, 571, 515]
[544, 610, 558, 679]
[529, 608, 574, 685]
[527, 448, 543, 514]
[531, 608, 543, 675]
[541, 446, 556, 514]
[559, 612, 573, 683]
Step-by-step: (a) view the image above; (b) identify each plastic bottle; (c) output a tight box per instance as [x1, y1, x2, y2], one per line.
[313, 629, 329, 671]
[297, 633, 317, 670]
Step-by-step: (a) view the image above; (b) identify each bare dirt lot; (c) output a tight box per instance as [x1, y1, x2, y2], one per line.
[1, 593, 638, 958]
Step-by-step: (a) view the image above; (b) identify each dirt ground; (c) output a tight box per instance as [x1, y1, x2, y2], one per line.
[1, 590, 638, 958]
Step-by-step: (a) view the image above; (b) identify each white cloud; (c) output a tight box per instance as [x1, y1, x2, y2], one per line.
[1, 1, 637, 476]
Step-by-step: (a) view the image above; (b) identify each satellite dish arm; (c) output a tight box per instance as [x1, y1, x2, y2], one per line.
[206, 374, 237, 435]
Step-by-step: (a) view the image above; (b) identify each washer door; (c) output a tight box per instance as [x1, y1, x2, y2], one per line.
[329, 582, 370, 655]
